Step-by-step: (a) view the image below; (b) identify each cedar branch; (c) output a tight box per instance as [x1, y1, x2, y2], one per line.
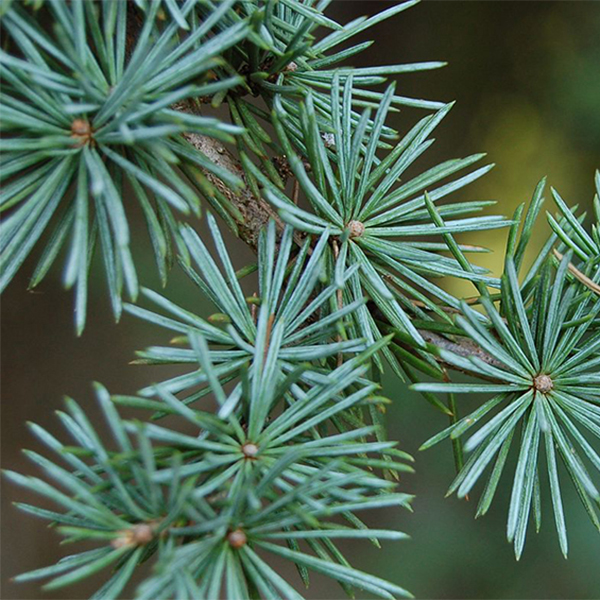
[184, 133, 505, 375]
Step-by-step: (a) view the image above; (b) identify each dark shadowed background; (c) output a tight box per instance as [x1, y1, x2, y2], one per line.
[2, 1, 599, 599]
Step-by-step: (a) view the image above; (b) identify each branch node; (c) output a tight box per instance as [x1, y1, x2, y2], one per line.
[227, 528, 247, 548]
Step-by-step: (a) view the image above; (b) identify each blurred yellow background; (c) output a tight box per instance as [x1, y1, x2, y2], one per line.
[1, 2, 599, 599]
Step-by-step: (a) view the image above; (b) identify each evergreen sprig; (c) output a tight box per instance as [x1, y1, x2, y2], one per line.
[0, 0, 448, 336]
[216, 0, 447, 180]
[0, 0, 247, 332]
[3, 1, 599, 598]
[126, 216, 369, 405]
[241, 76, 511, 377]
[10, 334, 413, 598]
[414, 194, 600, 558]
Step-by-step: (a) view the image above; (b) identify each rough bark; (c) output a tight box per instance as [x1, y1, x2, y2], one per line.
[184, 133, 282, 251]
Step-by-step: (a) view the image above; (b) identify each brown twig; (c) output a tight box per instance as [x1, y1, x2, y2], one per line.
[263, 313, 275, 362]
[553, 248, 600, 296]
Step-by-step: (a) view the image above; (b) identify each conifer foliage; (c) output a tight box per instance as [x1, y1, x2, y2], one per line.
[1, 1, 599, 598]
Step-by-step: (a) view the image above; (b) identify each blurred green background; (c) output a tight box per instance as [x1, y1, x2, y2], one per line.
[2, 1, 599, 599]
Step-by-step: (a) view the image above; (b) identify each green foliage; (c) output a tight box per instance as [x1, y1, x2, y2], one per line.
[0, 0, 246, 332]
[127, 216, 369, 401]
[217, 0, 447, 176]
[2, 0, 599, 598]
[0, 0, 444, 335]
[414, 182, 600, 559]
[416, 255, 600, 558]
[242, 77, 513, 379]
[9, 330, 413, 598]
[548, 170, 600, 271]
